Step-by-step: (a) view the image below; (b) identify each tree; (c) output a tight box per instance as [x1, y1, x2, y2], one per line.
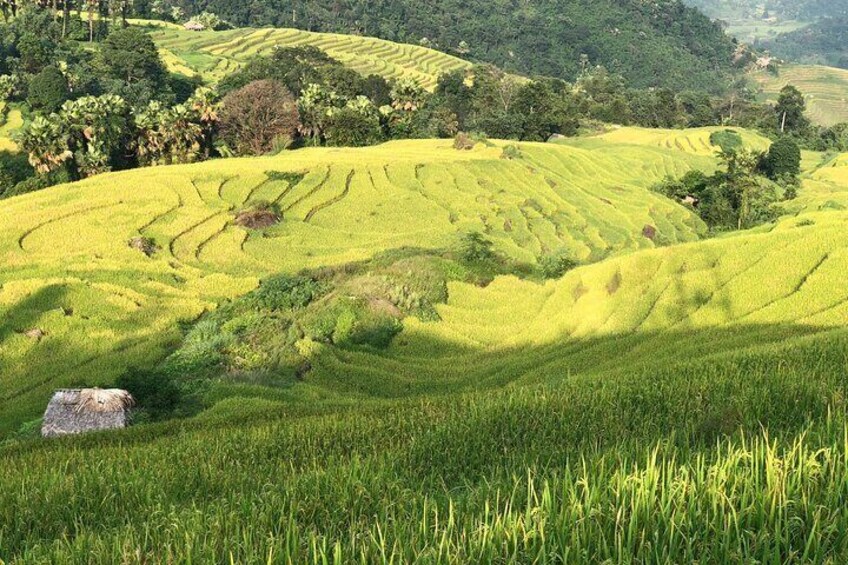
[97, 26, 167, 89]
[775, 85, 808, 134]
[19, 94, 132, 178]
[219, 80, 300, 155]
[761, 137, 801, 180]
[27, 65, 70, 113]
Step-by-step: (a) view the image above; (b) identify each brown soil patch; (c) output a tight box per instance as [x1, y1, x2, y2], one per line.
[234, 209, 280, 229]
[607, 271, 622, 295]
[129, 236, 158, 257]
[642, 225, 657, 241]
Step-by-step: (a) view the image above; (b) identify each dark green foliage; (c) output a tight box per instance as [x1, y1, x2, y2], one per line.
[324, 107, 383, 147]
[116, 367, 182, 420]
[539, 251, 579, 279]
[761, 137, 802, 180]
[219, 46, 381, 100]
[249, 275, 328, 311]
[168, 72, 203, 104]
[97, 27, 170, 107]
[709, 129, 744, 154]
[26, 66, 70, 113]
[458, 231, 497, 264]
[654, 146, 782, 231]
[1, 168, 70, 199]
[775, 85, 809, 134]
[0, 150, 35, 198]
[768, 17, 848, 69]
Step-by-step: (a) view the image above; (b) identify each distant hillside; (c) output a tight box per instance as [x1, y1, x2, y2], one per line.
[767, 18, 848, 69]
[151, 26, 471, 89]
[750, 64, 848, 126]
[145, 0, 736, 92]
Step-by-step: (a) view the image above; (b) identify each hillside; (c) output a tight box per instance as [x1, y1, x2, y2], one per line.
[3, 126, 848, 560]
[142, 0, 736, 91]
[767, 18, 848, 70]
[750, 64, 848, 126]
[0, 137, 714, 435]
[150, 26, 471, 89]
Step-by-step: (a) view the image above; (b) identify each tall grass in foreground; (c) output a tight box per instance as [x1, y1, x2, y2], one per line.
[4, 423, 848, 563]
[2, 333, 848, 564]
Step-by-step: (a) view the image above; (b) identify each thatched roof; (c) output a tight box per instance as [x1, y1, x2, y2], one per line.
[41, 388, 135, 438]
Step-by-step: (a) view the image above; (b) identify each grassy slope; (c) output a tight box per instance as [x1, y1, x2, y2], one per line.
[3, 129, 848, 561]
[750, 64, 848, 127]
[149, 26, 471, 89]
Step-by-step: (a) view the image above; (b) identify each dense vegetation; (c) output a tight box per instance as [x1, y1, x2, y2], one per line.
[133, 0, 738, 92]
[768, 18, 848, 69]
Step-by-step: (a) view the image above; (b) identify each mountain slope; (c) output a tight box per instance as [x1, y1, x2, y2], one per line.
[149, 0, 736, 91]
[151, 26, 471, 88]
[0, 137, 713, 435]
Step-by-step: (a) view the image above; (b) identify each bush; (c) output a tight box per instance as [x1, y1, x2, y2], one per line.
[0, 151, 35, 198]
[249, 275, 328, 311]
[219, 80, 300, 155]
[539, 251, 578, 279]
[458, 231, 496, 263]
[453, 132, 476, 150]
[324, 106, 383, 147]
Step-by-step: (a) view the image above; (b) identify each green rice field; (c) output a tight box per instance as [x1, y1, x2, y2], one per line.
[3, 127, 848, 562]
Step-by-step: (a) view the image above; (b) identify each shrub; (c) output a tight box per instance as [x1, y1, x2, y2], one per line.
[501, 144, 521, 160]
[234, 200, 282, 229]
[539, 251, 578, 279]
[0, 151, 35, 198]
[115, 367, 182, 420]
[458, 231, 496, 263]
[324, 106, 383, 147]
[453, 132, 475, 150]
[709, 129, 743, 154]
[219, 80, 300, 155]
[249, 275, 328, 311]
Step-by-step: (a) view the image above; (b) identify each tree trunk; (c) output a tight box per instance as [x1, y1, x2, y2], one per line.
[62, 0, 70, 38]
[781, 111, 787, 134]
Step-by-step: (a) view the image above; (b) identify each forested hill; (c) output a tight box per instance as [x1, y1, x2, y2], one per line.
[769, 18, 848, 69]
[137, 0, 736, 91]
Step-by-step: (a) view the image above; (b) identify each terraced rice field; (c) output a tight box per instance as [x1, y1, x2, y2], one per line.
[150, 26, 472, 89]
[584, 126, 772, 156]
[4, 128, 848, 561]
[751, 64, 848, 127]
[0, 138, 718, 433]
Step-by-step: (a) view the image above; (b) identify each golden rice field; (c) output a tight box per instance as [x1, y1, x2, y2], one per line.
[149, 26, 472, 88]
[0, 137, 717, 433]
[751, 64, 848, 127]
[4, 127, 848, 562]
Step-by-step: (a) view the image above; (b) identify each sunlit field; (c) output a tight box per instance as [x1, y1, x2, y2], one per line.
[3, 126, 848, 562]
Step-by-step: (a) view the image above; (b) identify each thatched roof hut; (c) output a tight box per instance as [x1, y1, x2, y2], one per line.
[41, 389, 135, 438]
